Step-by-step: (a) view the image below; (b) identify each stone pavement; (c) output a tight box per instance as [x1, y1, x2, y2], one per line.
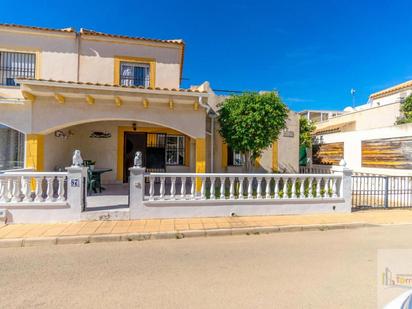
[2, 209, 412, 247]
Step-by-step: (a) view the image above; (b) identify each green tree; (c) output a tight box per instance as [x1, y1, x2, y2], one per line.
[299, 116, 316, 148]
[218, 92, 289, 170]
[396, 94, 412, 124]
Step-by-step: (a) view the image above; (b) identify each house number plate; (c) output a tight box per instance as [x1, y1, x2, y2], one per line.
[71, 179, 80, 187]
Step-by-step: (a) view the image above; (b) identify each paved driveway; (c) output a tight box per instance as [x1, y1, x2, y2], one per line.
[1, 225, 411, 308]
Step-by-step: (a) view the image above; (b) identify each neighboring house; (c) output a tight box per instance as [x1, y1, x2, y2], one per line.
[312, 80, 412, 175]
[0, 24, 299, 184]
[298, 109, 342, 123]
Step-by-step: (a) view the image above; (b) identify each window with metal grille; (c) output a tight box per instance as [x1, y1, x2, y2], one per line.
[0, 51, 36, 86]
[166, 135, 185, 165]
[228, 146, 245, 166]
[120, 62, 150, 87]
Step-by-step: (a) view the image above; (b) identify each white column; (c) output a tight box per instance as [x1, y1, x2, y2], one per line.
[129, 166, 146, 220]
[66, 166, 87, 220]
[331, 162, 353, 212]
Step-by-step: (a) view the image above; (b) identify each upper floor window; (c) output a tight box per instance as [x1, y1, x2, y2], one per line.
[120, 62, 150, 87]
[0, 51, 36, 86]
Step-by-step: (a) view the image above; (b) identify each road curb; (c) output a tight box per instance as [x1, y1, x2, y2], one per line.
[0, 222, 375, 248]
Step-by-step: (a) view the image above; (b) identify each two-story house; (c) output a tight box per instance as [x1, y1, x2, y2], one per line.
[0, 24, 299, 185]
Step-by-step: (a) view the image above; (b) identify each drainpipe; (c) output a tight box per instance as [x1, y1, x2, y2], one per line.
[76, 30, 81, 82]
[198, 96, 217, 173]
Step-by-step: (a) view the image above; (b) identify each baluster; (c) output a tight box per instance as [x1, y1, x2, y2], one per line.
[149, 176, 155, 200]
[316, 177, 321, 198]
[265, 177, 271, 199]
[34, 177, 44, 202]
[220, 177, 225, 199]
[291, 177, 297, 198]
[332, 177, 338, 198]
[57, 177, 65, 201]
[300, 177, 305, 199]
[256, 177, 262, 199]
[210, 176, 216, 200]
[6, 178, 12, 202]
[22, 176, 32, 202]
[274, 178, 279, 199]
[170, 177, 176, 200]
[45, 177, 54, 202]
[0, 179, 6, 202]
[238, 177, 244, 199]
[324, 177, 330, 198]
[247, 177, 253, 199]
[282, 177, 288, 199]
[308, 177, 314, 198]
[180, 177, 186, 199]
[159, 177, 165, 200]
[11, 177, 21, 202]
[200, 177, 206, 200]
[229, 177, 235, 199]
[190, 177, 196, 199]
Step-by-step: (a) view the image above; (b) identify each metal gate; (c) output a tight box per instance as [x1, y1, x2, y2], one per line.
[352, 175, 412, 209]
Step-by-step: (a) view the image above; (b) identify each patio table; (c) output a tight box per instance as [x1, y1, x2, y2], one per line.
[91, 168, 112, 193]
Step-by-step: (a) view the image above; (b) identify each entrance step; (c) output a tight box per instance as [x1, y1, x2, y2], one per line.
[81, 208, 130, 221]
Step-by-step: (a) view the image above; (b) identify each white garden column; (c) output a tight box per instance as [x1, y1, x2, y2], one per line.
[129, 151, 146, 220]
[66, 166, 87, 220]
[331, 160, 353, 212]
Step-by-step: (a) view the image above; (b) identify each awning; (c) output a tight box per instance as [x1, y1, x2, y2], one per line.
[314, 121, 355, 135]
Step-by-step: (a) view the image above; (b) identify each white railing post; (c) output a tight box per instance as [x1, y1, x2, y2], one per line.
[331, 160, 353, 212]
[220, 177, 225, 199]
[265, 177, 271, 199]
[170, 177, 176, 200]
[229, 177, 235, 199]
[22, 176, 32, 202]
[180, 177, 186, 200]
[200, 177, 206, 200]
[11, 176, 21, 203]
[238, 177, 245, 199]
[45, 177, 54, 202]
[66, 165, 87, 217]
[210, 176, 216, 200]
[149, 176, 155, 201]
[129, 163, 146, 220]
[247, 177, 253, 199]
[34, 177, 44, 202]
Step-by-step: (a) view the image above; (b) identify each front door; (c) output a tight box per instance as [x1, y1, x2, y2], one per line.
[123, 132, 147, 183]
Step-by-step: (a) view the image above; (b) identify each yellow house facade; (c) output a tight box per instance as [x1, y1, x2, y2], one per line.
[0, 24, 299, 184]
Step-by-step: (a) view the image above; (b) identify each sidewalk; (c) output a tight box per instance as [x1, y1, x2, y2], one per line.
[2, 209, 412, 248]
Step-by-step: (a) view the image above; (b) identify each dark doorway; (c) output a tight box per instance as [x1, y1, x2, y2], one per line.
[146, 133, 166, 172]
[123, 132, 147, 183]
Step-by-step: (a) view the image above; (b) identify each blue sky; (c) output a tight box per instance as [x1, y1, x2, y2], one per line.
[2, 0, 412, 111]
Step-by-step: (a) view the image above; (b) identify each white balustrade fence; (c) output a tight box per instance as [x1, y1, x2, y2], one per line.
[144, 173, 341, 201]
[129, 166, 353, 219]
[0, 172, 68, 203]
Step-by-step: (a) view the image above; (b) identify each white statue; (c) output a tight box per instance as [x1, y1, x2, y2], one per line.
[72, 150, 83, 167]
[134, 151, 142, 167]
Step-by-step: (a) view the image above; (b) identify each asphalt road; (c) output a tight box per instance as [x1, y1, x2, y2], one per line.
[1, 225, 412, 308]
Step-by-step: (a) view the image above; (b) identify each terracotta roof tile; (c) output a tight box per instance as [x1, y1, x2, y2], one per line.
[0, 24, 184, 46]
[17, 78, 207, 93]
[80, 28, 184, 46]
[370, 80, 412, 99]
[0, 23, 75, 33]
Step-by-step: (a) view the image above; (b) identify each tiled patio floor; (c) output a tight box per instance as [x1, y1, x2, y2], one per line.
[2, 209, 412, 240]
